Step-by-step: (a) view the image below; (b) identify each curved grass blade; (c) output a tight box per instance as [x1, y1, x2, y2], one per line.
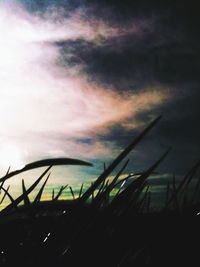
[80, 116, 162, 203]
[0, 158, 93, 183]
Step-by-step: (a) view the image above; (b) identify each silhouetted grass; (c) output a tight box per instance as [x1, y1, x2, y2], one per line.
[0, 116, 200, 266]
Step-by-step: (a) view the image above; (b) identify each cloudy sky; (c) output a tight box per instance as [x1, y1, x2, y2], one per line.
[0, 0, 199, 198]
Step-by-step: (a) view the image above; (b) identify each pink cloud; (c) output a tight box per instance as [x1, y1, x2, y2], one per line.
[0, 2, 169, 174]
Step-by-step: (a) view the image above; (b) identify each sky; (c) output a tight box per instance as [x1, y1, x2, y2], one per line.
[0, 0, 199, 201]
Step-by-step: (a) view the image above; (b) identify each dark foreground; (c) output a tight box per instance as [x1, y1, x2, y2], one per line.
[0, 202, 200, 267]
[0, 117, 199, 266]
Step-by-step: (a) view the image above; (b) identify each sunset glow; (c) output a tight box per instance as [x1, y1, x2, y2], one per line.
[0, 1, 168, 180]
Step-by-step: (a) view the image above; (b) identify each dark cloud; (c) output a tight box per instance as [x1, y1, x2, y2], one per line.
[20, 0, 200, 175]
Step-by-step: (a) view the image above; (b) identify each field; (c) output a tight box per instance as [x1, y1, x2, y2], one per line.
[0, 116, 199, 266]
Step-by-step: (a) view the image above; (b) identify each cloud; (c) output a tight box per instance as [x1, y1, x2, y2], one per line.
[0, 2, 168, 174]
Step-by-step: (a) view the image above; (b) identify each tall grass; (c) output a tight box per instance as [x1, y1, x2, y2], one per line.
[0, 116, 199, 214]
[0, 116, 199, 266]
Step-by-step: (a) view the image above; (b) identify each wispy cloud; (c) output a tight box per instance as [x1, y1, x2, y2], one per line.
[0, 2, 168, 174]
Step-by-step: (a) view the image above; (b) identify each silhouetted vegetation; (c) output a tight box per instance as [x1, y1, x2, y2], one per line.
[0, 116, 199, 266]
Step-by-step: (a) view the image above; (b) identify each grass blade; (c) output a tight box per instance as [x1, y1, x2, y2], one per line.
[34, 173, 51, 203]
[93, 160, 129, 206]
[0, 186, 11, 205]
[1, 166, 52, 214]
[78, 183, 84, 199]
[166, 160, 200, 208]
[0, 167, 10, 194]
[0, 186, 14, 204]
[54, 185, 68, 201]
[0, 158, 93, 183]
[80, 116, 162, 203]
[111, 148, 171, 209]
[52, 189, 55, 201]
[22, 179, 30, 206]
[69, 186, 75, 200]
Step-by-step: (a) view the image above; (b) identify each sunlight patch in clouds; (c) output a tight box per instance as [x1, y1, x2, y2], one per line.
[0, 2, 168, 175]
